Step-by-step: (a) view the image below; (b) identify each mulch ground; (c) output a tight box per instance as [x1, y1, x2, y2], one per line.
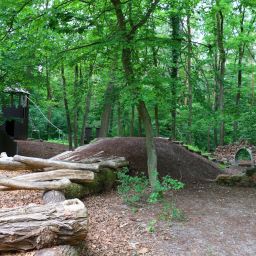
[1, 169, 255, 256]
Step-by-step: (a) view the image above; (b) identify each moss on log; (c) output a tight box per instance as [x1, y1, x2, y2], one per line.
[64, 168, 117, 199]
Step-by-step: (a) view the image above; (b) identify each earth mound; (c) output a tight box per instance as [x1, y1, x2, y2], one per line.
[16, 140, 68, 159]
[60, 137, 223, 183]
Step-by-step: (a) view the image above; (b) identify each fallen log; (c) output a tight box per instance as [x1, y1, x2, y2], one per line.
[0, 177, 71, 191]
[0, 158, 32, 170]
[0, 153, 129, 172]
[99, 157, 129, 170]
[40, 190, 82, 255]
[13, 155, 99, 171]
[12, 169, 95, 183]
[0, 199, 88, 252]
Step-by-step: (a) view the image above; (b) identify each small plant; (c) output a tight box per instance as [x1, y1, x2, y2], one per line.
[118, 169, 184, 205]
[147, 219, 157, 233]
[117, 168, 148, 206]
[159, 201, 185, 221]
[147, 172, 185, 203]
[117, 169, 185, 229]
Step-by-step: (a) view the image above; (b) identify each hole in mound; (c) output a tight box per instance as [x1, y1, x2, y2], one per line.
[235, 148, 253, 165]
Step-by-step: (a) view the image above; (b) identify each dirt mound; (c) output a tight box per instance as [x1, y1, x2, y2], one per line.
[61, 137, 222, 183]
[16, 140, 68, 159]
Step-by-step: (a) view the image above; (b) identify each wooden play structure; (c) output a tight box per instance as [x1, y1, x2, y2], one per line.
[0, 87, 30, 156]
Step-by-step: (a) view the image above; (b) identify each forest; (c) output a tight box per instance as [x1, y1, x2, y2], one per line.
[0, 0, 255, 151]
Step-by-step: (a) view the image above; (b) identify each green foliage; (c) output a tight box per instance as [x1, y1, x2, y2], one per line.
[235, 148, 252, 161]
[146, 219, 157, 233]
[147, 173, 185, 203]
[117, 169, 185, 233]
[117, 168, 184, 206]
[0, 0, 255, 151]
[159, 201, 185, 221]
[117, 168, 149, 205]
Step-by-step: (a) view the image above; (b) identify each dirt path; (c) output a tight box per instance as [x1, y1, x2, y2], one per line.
[0, 170, 255, 256]
[83, 184, 256, 256]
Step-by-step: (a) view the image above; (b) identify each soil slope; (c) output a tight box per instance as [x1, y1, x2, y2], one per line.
[16, 140, 68, 159]
[60, 137, 222, 183]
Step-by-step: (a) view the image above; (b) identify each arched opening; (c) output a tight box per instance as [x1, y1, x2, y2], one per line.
[235, 148, 253, 166]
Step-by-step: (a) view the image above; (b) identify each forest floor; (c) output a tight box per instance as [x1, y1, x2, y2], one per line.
[0, 169, 255, 256]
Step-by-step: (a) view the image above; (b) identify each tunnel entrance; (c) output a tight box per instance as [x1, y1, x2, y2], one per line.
[235, 148, 253, 166]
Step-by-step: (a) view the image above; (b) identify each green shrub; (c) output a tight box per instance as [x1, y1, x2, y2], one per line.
[117, 168, 149, 205]
[117, 169, 185, 231]
[147, 172, 185, 203]
[117, 168, 184, 204]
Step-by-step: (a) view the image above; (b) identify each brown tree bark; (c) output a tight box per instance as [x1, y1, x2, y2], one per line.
[61, 64, 73, 150]
[137, 101, 158, 190]
[233, 5, 245, 142]
[213, 49, 219, 147]
[130, 105, 135, 136]
[169, 14, 180, 140]
[45, 57, 53, 139]
[154, 104, 160, 137]
[187, 13, 193, 144]
[252, 60, 255, 107]
[215, 0, 226, 145]
[99, 82, 114, 137]
[117, 100, 123, 136]
[138, 110, 142, 136]
[80, 63, 94, 145]
[73, 64, 79, 148]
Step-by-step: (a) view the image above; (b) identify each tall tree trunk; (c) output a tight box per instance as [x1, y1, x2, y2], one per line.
[207, 127, 211, 152]
[213, 48, 219, 147]
[73, 64, 79, 148]
[61, 64, 73, 150]
[45, 57, 52, 140]
[233, 5, 245, 142]
[137, 101, 158, 189]
[170, 14, 180, 140]
[138, 110, 142, 136]
[117, 101, 123, 136]
[252, 60, 255, 108]
[216, 0, 226, 145]
[154, 104, 159, 136]
[99, 82, 114, 137]
[80, 65, 94, 145]
[152, 47, 160, 137]
[187, 13, 193, 144]
[130, 105, 135, 136]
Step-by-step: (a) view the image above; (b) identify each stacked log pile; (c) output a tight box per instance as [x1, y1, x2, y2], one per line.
[0, 151, 129, 255]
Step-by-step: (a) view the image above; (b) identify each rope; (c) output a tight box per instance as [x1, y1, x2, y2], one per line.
[27, 96, 63, 135]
